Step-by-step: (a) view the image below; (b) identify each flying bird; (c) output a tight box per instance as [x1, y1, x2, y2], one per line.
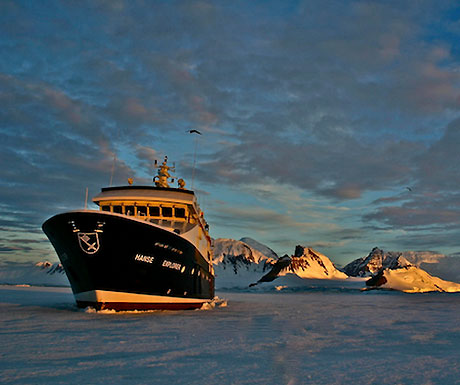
[188, 129, 202, 135]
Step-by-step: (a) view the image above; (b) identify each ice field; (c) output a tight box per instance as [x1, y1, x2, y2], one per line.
[1, 285, 459, 385]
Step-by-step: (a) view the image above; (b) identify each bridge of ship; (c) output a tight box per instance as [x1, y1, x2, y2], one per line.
[92, 187, 209, 236]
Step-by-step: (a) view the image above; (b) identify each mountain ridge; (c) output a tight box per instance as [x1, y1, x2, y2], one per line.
[2, 239, 459, 293]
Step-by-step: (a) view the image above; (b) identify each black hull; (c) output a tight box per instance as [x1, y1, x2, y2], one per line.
[42, 211, 214, 310]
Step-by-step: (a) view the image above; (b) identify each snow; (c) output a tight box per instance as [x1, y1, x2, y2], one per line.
[343, 247, 412, 277]
[1, 285, 460, 385]
[215, 265, 267, 290]
[343, 247, 457, 279]
[400, 250, 446, 266]
[339, 246, 460, 293]
[0, 261, 69, 287]
[239, 237, 279, 260]
[212, 238, 275, 290]
[212, 238, 275, 264]
[419, 256, 460, 283]
[286, 246, 348, 280]
[213, 241, 350, 289]
[1, 239, 460, 383]
[2, 240, 459, 294]
[366, 266, 460, 293]
[252, 274, 367, 292]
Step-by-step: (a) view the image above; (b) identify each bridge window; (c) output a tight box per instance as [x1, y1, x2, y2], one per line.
[98, 203, 191, 220]
[137, 206, 147, 216]
[175, 207, 186, 218]
[162, 207, 172, 217]
[149, 206, 160, 217]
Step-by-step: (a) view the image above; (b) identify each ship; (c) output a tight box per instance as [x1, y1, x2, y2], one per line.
[42, 156, 214, 310]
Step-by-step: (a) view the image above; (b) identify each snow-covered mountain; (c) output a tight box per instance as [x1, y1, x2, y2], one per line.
[343, 247, 460, 293]
[366, 265, 460, 293]
[288, 246, 348, 279]
[250, 245, 349, 287]
[239, 237, 279, 260]
[2, 238, 275, 290]
[0, 261, 69, 287]
[419, 255, 460, 284]
[342, 247, 454, 278]
[342, 247, 413, 277]
[212, 238, 276, 289]
[213, 238, 352, 289]
[212, 238, 276, 266]
[397, 251, 446, 266]
[3, 240, 459, 294]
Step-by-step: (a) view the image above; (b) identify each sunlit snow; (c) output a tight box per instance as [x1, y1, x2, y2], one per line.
[367, 266, 460, 293]
[1, 285, 459, 385]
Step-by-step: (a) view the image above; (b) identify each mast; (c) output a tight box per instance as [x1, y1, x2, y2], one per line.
[153, 156, 186, 189]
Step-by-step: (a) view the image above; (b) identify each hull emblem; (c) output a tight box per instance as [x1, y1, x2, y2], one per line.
[77, 232, 100, 254]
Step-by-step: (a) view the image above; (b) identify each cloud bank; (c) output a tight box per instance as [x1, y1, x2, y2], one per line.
[1, 0, 460, 263]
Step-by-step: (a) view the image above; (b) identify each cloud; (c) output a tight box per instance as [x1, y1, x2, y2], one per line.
[0, 246, 33, 253]
[365, 119, 460, 229]
[197, 133, 422, 201]
[416, 118, 460, 191]
[2, 0, 460, 263]
[169, 2, 460, 203]
[365, 204, 460, 228]
[209, 205, 328, 233]
[0, 74, 138, 234]
[420, 256, 460, 283]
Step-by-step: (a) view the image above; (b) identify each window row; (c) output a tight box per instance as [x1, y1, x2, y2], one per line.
[101, 204, 187, 219]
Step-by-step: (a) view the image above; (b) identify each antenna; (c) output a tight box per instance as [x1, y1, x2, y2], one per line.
[191, 133, 199, 189]
[187, 129, 202, 189]
[84, 187, 88, 210]
[109, 128, 121, 186]
[109, 153, 116, 186]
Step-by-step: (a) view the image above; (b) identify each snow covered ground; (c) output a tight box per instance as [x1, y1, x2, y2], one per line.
[366, 265, 460, 293]
[1, 285, 459, 385]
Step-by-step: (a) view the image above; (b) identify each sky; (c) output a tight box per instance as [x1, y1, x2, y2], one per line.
[1, 0, 460, 266]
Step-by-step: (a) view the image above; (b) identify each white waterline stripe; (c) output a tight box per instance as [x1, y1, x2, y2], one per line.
[75, 290, 208, 304]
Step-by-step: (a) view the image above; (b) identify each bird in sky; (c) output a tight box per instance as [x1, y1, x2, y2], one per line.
[188, 129, 202, 135]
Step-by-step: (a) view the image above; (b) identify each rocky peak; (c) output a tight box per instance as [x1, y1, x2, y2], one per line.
[343, 247, 412, 277]
[289, 246, 348, 279]
[251, 245, 347, 286]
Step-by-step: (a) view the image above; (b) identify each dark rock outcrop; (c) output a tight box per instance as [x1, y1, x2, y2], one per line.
[343, 247, 411, 277]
